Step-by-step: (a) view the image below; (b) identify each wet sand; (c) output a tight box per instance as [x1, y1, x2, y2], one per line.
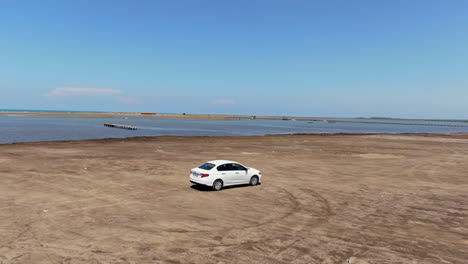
[0, 134, 467, 263]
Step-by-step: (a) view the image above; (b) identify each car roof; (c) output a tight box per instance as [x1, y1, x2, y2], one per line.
[206, 160, 239, 166]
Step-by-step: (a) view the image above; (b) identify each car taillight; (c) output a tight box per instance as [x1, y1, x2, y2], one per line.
[201, 173, 209, 178]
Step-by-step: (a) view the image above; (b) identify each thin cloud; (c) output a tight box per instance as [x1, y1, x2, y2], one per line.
[46, 87, 123, 97]
[212, 99, 235, 105]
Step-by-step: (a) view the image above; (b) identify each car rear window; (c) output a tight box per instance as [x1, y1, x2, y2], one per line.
[198, 162, 215, 170]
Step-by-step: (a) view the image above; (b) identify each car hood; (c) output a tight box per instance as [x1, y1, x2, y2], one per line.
[248, 167, 260, 174]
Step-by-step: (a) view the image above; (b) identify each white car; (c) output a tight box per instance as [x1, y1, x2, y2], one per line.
[190, 160, 262, 191]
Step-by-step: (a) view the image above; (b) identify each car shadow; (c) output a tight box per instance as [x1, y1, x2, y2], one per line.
[190, 183, 261, 192]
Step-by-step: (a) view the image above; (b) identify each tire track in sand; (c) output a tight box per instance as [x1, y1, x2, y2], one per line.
[158, 185, 333, 263]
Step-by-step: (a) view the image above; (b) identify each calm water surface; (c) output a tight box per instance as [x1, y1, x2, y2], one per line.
[1, 115, 468, 144]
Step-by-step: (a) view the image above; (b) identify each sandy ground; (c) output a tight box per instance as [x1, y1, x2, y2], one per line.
[0, 134, 467, 264]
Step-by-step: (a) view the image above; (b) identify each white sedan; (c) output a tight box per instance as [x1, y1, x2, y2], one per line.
[189, 160, 262, 191]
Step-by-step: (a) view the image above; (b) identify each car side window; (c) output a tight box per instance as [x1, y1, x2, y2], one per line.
[230, 163, 246, 171]
[238, 164, 247, 170]
[223, 164, 233, 171]
[217, 164, 227, 171]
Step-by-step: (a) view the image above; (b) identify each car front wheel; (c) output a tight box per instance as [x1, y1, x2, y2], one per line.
[212, 180, 223, 191]
[249, 176, 259, 186]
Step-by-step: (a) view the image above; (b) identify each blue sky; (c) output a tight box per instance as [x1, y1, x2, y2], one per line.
[1, 0, 467, 118]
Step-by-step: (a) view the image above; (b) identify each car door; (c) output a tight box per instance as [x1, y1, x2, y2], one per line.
[217, 164, 236, 185]
[230, 163, 250, 184]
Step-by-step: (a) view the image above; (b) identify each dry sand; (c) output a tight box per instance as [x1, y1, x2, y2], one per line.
[0, 134, 467, 263]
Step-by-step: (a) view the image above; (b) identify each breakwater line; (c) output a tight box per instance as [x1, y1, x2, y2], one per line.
[104, 123, 138, 130]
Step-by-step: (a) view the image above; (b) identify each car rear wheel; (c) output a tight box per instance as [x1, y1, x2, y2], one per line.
[212, 180, 223, 191]
[249, 176, 259, 186]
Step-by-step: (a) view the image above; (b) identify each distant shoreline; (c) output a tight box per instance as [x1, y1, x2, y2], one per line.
[0, 111, 245, 120]
[1, 110, 467, 123]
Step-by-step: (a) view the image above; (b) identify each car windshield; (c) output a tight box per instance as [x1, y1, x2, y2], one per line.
[198, 162, 215, 170]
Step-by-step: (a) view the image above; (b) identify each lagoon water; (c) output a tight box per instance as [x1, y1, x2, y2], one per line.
[1, 114, 468, 144]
